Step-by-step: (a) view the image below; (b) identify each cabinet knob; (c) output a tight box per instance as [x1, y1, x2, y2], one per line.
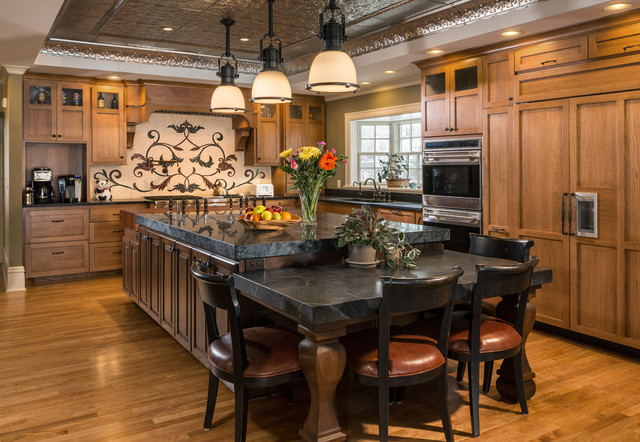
[57, 134, 62, 138]
[508, 97, 514, 101]
[52, 135, 56, 138]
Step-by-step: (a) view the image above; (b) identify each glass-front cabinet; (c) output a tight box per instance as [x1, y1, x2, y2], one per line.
[23, 79, 90, 142]
[421, 58, 482, 138]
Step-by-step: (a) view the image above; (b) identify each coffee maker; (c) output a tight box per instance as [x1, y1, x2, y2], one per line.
[33, 168, 54, 204]
[58, 175, 82, 203]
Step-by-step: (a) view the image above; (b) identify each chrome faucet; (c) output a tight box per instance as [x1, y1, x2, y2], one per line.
[363, 178, 379, 192]
[353, 181, 363, 198]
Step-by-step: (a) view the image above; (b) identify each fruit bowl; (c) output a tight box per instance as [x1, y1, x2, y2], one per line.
[237, 215, 302, 231]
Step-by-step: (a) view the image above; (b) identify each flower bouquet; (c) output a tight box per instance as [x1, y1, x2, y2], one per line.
[279, 141, 347, 224]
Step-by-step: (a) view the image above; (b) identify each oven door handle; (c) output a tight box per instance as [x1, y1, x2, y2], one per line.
[424, 156, 479, 164]
[425, 214, 480, 225]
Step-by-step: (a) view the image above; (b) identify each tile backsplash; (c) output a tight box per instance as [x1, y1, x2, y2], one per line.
[89, 113, 271, 200]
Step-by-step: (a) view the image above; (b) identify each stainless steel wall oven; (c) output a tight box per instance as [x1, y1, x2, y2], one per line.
[422, 138, 482, 252]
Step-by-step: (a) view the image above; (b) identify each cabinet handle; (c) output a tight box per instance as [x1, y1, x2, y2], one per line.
[51, 251, 65, 255]
[623, 44, 640, 52]
[112, 229, 124, 233]
[444, 127, 450, 131]
[113, 251, 122, 254]
[51, 219, 64, 223]
[541, 59, 557, 65]
[490, 227, 507, 233]
[561, 192, 568, 235]
[112, 213, 120, 217]
[568, 192, 575, 236]
[168, 246, 175, 252]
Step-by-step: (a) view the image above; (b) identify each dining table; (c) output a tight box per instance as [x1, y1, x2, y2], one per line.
[233, 249, 553, 442]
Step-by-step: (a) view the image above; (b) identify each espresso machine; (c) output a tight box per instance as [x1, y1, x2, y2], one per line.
[33, 168, 54, 204]
[58, 175, 82, 203]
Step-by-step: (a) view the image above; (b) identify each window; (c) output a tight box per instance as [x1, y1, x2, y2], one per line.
[353, 112, 422, 186]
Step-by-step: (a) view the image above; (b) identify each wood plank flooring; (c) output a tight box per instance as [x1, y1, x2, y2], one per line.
[2, 276, 640, 441]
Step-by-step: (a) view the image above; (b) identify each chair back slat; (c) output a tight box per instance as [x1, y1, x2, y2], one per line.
[191, 260, 249, 377]
[468, 233, 534, 263]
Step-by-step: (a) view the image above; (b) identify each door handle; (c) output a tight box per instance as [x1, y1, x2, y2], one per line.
[561, 193, 568, 235]
[569, 193, 575, 236]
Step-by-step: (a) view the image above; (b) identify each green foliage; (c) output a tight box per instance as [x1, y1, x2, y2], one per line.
[334, 205, 420, 269]
[377, 153, 409, 181]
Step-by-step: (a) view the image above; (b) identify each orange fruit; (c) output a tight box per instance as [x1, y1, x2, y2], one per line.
[251, 213, 261, 222]
[281, 211, 292, 220]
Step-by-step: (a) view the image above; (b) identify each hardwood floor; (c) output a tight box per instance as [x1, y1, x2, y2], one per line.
[1, 276, 639, 441]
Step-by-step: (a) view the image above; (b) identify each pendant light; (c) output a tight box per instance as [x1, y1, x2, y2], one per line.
[210, 18, 247, 114]
[306, 0, 360, 93]
[251, 0, 293, 104]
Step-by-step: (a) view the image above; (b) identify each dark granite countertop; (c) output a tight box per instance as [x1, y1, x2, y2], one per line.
[319, 195, 422, 211]
[135, 210, 449, 261]
[233, 250, 553, 328]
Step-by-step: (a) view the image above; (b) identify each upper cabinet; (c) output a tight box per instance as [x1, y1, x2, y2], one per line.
[90, 84, 126, 165]
[283, 96, 326, 150]
[243, 103, 281, 166]
[420, 57, 482, 138]
[514, 36, 588, 72]
[23, 78, 90, 143]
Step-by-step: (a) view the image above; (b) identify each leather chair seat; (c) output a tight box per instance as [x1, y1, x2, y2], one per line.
[209, 326, 302, 378]
[448, 311, 521, 354]
[342, 327, 446, 378]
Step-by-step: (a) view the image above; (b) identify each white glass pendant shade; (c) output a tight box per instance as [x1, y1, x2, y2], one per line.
[210, 84, 247, 114]
[251, 70, 293, 104]
[307, 50, 359, 93]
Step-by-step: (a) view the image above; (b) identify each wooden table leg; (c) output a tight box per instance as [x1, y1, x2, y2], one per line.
[298, 325, 347, 442]
[495, 288, 539, 403]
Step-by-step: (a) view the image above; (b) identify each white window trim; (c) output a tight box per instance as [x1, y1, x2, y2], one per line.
[344, 102, 421, 189]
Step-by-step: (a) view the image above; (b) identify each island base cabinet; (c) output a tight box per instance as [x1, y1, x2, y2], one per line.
[122, 232, 140, 303]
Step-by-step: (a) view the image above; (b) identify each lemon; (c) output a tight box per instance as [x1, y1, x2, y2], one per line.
[261, 210, 273, 220]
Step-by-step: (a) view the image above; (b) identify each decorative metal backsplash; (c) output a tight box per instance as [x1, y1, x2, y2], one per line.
[90, 114, 269, 199]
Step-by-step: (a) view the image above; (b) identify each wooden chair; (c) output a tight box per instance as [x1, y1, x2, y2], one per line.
[190, 260, 304, 442]
[341, 267, 464, 442]
[458, 233, 535, 392]
[448, 257, 539, 437]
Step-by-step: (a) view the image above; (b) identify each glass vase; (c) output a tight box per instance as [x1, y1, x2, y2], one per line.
[298, 188, 320, 225]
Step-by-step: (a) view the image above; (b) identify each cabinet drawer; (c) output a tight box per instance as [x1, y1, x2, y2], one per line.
[515, 36, 588, 71]
[25, 209, 89, 243]
[26, 241, 89, 278]
[376, 208, 417, 224]
[90, 221, 125, 243]
[90, 205, 139, 222]
[90, 242, 123, 272]
[589, 23, 640, 58]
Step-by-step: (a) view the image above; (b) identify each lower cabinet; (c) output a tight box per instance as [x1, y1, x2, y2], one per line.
[318, 201, 422, 224]
[130, 226, 238, 365]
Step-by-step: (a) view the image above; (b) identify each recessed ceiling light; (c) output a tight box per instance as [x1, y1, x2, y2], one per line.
[239, 37, 249, 42]
[383, 70, 396, 74]
[162, 27, 174, 31]
[603, 2, 632, 11]
[428, 49, 444, 55]
[107, 75, 121, 80]
[501, 30, 522, 37]
[360, 81, 371, 85]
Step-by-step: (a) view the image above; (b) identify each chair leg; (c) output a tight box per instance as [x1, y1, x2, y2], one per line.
[285, 383, 294, 405]
[378, 384, 390, 442]
[438, 370, 454, 442]
[203, 371, 218, 430]
[482, 361, 494, 394]
[468, 359, 481, 437]
[513, 351, 529, 415]
[396, 386, 405, 404]
[456, 361, 466, 382]
[235, 385, 249, 442]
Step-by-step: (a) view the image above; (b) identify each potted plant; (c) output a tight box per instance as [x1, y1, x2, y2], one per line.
[378, 153, 410, 188]
[334, 205, 420, 269]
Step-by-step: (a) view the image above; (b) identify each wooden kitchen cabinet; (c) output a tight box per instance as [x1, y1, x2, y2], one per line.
[419, 57, 482, 137]
[483, 51, 516, 108]
[274, 96, 326, 195]
[318, 201, 420, 224]
[23, 78, 90, 143]
[514, 36, 588, 72]
[243, 103, 281, 166]
[122, 232, 140, 303]
[90, 84, 127, 165]
[139, 227, 162, 322]
[588, 21, 640, 58]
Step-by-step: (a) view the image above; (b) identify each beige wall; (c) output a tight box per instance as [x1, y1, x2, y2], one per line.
[1, 67, 24, 288]
[324, 84, 421, 188]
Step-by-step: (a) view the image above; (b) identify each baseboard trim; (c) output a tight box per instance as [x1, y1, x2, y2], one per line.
[5, 266, 26, 292]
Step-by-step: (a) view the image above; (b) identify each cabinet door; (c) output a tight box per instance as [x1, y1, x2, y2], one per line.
[255, 104, 281, 165]
[24, 79, 57, 142]
[174, 241, 192, 350]
[285, 103, 305, 149]
[483, 107, 514, 236]
[515, 100, 571, 328]
[91, 85, 126, 164]
[57, 82, 90, 142]
[306, 103, 325, 144]
[377, 208, 416, 224]
[422, 64, 449, 137]
[122, 238, 132, 297]
[161, 237, 176, 334]
[138, 230, 151, 310]
[483, 51, 515, 109]
[25, 208, 89, 244]
[191, 249, 212, 366]
[450, 58, 482, 135]
[147, 231, 162, 322]
[569, 95, 620, 340]
[130, 238, 140, 303]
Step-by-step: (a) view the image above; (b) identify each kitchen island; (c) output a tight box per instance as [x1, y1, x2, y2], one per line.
[125, 209, 550, 442]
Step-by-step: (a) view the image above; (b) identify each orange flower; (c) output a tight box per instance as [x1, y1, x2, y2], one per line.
[319, 152, 337, 171]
